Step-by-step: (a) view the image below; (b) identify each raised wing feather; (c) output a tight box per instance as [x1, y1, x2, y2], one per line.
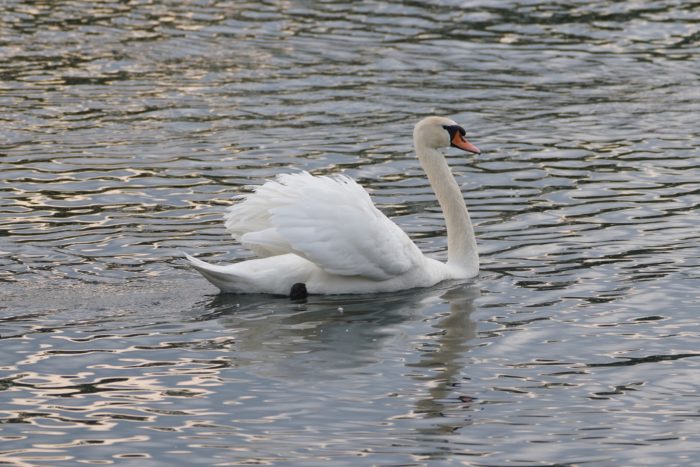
[224, 172, 423, 280]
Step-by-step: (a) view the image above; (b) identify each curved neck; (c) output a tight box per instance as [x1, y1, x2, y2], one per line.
[415, 143, 478, 275]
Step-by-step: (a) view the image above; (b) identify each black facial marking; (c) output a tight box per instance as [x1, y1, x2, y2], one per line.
[442, 124, 466, 139]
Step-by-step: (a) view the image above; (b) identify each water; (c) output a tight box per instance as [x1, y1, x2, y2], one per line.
[2, 1, 700, 465]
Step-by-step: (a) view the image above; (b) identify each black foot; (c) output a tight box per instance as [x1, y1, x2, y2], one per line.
[289, 283, 308, 300]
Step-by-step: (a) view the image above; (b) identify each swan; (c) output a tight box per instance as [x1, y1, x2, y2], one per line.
[185, 116, 481, 295]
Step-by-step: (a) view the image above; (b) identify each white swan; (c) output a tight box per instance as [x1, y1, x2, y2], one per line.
[186, 116, 481, 295]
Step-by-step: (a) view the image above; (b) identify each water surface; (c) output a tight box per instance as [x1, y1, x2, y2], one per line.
[2, 1, 700, 465]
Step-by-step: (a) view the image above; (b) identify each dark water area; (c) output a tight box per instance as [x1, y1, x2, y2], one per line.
[2, 1, 700, 465]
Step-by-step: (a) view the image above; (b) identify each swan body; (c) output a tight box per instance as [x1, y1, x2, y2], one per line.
[186, 116, 481, 295]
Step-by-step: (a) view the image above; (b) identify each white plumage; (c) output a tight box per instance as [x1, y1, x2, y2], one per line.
[186, 116, 481, 295]
[226, 172, 422, 280]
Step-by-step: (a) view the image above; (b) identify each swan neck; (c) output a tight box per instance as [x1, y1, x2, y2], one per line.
[415, 144, 478, 274]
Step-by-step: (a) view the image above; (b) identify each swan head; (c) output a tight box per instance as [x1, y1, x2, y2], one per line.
[413, 116, 481, 154]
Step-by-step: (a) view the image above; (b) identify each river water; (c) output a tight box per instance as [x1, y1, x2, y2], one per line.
[2, 1, 700, 465]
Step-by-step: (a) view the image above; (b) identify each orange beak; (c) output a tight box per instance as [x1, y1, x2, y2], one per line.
[451, 132, 481, 154]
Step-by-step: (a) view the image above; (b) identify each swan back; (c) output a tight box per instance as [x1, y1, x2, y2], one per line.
[224, 172, 425, 281]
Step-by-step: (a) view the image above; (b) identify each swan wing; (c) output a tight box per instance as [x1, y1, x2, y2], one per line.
[224, 172, 424, 280]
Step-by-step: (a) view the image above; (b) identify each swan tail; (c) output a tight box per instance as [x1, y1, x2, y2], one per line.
[184, 253, 250, 294]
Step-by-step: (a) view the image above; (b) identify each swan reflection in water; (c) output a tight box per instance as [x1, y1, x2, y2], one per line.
[196, 282, 480, 437]
[405, 284, 480, 437]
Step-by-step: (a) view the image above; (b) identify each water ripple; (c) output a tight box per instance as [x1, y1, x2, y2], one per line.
[2, 0, 700, 465]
